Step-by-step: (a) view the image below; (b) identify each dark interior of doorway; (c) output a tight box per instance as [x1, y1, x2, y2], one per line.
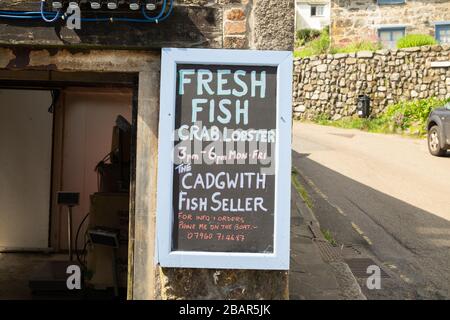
[0, 71, 138, 300]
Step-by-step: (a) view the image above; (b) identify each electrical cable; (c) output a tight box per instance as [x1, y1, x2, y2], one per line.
[0, 15, 42, 19]
[141, 0, 167, 22]
[82, 229, 91, 267]
[156, 0, 174, 23]
[0, 10, 56, 16]
[40, 0, 61, 22]
[0, 6, 58, 20]
[48, 90, 60, 113]
[75, 212, 90, 269]
[0, 1, 174, 23]
[82, 239, 90, 267]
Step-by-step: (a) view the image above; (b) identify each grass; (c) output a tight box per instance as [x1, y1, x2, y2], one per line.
[295, 31, 440, 59]
[291, 168, 313, 209]
[330, 41, 382, 54]
[314, 116, 391, 134]
[294, 27, 382, 58]
[295, 39, 382, 58]
[397, 34, 437, 49]
[295, 28, 330, 58]
[294, 47, 315, 58]
[322, 229, 338, 246]
[312, 97, 450, 137]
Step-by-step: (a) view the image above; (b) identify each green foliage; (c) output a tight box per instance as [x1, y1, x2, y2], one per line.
[311, 97, 450, 137]
[291, 168, 313, 209]
[294, 27, 380, 58]
[331, 41, 382, 54]
[294, 30, 437, 59]
[294, 47, 315, 58]
[381, 97, 450, 135]
[311, 30, 331, 54]
[294, 27, 330, 58]
[296, 28, 321, 44]
[322, 229, 338, 246]
[315, 116, 391, 134]
[313, 113, 331, 123]
[397, 34, 437, 49]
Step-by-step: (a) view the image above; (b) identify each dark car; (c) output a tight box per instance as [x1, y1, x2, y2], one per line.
[427, 102, 450, 156]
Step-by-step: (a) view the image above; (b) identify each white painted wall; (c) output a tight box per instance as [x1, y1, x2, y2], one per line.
[0, 89, 53, 250]
[295, 2, 331, 31]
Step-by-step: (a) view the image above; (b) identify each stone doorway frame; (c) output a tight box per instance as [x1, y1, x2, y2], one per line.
[0, 47, 161, 300]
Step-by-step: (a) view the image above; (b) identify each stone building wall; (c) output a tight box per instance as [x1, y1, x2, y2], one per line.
[293, 45, 450, 120]
[222, 0, 295, 50]
[331, 0, 450, 46]
[0, 0, 295, 301]
[0, 1, 295, 50]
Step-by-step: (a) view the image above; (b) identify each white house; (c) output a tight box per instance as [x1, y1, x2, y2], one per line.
[295, 0, 331, 31]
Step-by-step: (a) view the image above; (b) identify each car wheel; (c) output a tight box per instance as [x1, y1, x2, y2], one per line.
[428, 126, 447, 157]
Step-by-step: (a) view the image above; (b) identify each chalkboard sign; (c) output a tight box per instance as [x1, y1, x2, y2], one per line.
[157, 48, 292, 270]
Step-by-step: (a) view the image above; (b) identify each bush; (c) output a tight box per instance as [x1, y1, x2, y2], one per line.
[331, 41, 382, 54]
[310, 30, 331, 54]
[294, 28, 330, 58]
[397, 34, 437, 49]
[381, 97, 449, 135]
[321, 25, 330, 36]
[296, 28, 321, 43]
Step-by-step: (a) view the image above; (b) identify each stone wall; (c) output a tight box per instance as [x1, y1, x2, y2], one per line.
[222, 0, 295, 50]
[157, 268, 289, 300]
[331, 0, 450, 46]
[0, 1, 295, 51]
[293, 45, 450, 120]
[0, 0, 295, 301]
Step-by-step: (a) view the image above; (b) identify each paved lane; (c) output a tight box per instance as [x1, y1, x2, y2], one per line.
[292, 122, 450, 299]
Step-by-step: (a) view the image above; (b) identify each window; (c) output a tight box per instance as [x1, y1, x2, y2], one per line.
[378, 27, 405, 49]
[311, 5, 325, 17]
[377, 0, 405, 4]
[436, 24, 450, 44]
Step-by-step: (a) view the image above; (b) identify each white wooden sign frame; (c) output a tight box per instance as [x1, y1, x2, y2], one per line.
[156, 48, 292, 270]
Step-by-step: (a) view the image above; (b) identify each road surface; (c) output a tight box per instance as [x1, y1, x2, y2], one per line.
[292, 122, 450, 299]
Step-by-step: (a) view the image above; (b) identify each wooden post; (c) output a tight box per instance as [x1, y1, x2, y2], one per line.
[129, 70, 161, 299]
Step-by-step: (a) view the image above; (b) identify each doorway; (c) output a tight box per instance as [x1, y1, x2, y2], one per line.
[0, 83, 136, 300]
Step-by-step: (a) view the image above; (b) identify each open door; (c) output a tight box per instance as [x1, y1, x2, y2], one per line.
[0, 89, 53, 250]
